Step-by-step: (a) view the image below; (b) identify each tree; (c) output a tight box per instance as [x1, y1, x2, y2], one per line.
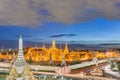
[110, 62, 115, 70]
[116, 61, 120, 73]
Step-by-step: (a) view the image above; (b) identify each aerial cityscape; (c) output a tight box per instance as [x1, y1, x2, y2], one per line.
[0, 0, 120, 80]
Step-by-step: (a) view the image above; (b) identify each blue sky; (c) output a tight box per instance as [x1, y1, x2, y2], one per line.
[0, 0, 120, 44]
[0, 18, 120, 44]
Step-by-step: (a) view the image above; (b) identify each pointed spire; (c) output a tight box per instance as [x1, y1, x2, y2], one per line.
[19, 34, 23, 50]
[7, 35, 35, 80]
[15, 34, 25, 64]
[65, 41, 68, 50]
[42, 43, 46, 50]
[52, 40, 56, 48]
[64, 41, 69, 54]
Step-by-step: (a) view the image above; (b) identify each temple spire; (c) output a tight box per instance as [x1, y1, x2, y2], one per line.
[16, 35, 25, 63]
[64, 41, 69, 54]
[19, 34, 23, 50]
[6, 35, 35, 80]
[52, 40, 56, 48]
[42, 43, 46, 50]
[65, 42, 68, 50]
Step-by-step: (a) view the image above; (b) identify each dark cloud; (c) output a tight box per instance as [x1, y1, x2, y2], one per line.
[0, 0, 120, 26]
[49, 34, 76, 38]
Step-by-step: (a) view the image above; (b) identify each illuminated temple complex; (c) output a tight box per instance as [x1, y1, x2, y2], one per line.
[25, 40, 119, 61]
[0, 40, 119, 62]
[24, 41, 119, 62]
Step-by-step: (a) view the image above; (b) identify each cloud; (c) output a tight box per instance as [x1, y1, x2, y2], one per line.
[49, 33, 76, 38]
[0, 0, 120, 27]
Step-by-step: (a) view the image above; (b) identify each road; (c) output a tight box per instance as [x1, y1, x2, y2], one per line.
[33, 71, 116, 80]
[0, 58, 118, 71]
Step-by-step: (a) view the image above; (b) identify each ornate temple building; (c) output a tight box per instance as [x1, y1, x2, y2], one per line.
[6, 35, 35, 80]
[0, 40, 119, 62]
[24, 41, 119, 62]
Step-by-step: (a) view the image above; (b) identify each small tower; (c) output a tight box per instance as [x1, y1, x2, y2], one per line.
[64, 42, 69, 54]
[52, 40, 56, 49]
[42, 43, 46, 50]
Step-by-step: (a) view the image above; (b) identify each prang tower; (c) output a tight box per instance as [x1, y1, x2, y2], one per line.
[6, 35, 35, 80]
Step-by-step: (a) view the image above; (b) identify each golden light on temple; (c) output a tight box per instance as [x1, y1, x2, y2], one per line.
[0, 40, 119, 62]
[0, 52, 13, 60]
[106, 51, 119, 58]
[96, 52, 106, 59]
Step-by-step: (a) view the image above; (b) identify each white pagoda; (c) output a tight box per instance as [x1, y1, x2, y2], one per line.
[6, 35, 35, 80]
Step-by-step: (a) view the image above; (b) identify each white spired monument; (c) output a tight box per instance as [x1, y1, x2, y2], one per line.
[6, 35, 35, 80]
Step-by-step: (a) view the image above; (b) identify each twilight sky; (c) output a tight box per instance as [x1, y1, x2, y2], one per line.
[0, 0, 120, 44]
